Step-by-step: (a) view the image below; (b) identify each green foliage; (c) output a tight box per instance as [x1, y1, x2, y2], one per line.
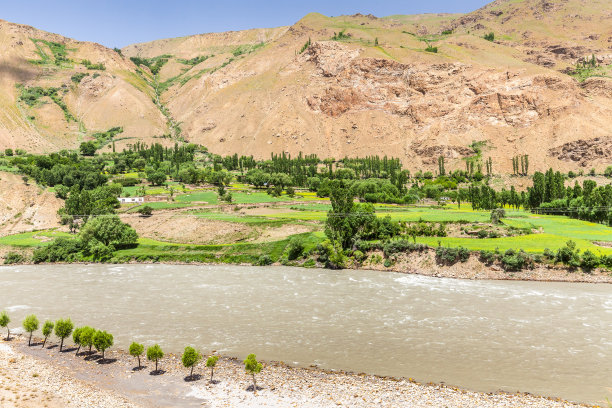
[484, 32, 495, 42]
[580, 250, 600, 272]
[435, 246, 470, 265]
[500, 249, 532, 271]
[4, 251, 25, 264]
[54, 318, 74, 351]
[331, 30, 350, 41]
[299, 38, 312, 54]
[441, 29, 453, 35]
[285, 237, 305, 260]
[80, 141, 97, 156]
[490, 208, 506, 224]
[41, 321, 54, 347]
[147, 344, 164, 372]
[81, 59, 106, 70]
[316, 239, 347, 269]
[479, 250, 496, 265]
[72, 327, 84, 353]
[232, 42, 265, 57]
[92, 330, 113, 358]
[32, 237, 84, 263]
[79, 326, 95, 352]
[80, 215, 138, 249]
[17, 85, 76, 122]
[182, 346, 202, 377]
[383, 240, 428, 256]
[206, 355, 219, 382]
[425, 44, 438, 53]
[256, 255, 273, 266]
[129, 342, 145, 368]
[555, 240, 581, 268]
[177, 55, 213, 66]
[244, 353, 263, 391]
[113, 47, 123, 56]
[138, 205, 153, 216]
[0, 311, 11, 340]
[29, 38, 71, 67]
[71, 72, 89, 83]
[22, 314, 39, 346]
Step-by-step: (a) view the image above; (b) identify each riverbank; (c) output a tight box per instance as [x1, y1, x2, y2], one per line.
[0, 337, 598, 408]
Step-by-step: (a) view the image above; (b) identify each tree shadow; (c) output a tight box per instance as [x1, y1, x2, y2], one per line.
[29, 342, 43, 347]
[46, 344, 58, 350]
[246, 385, 264, 392]
[132, 365, 147, 372]
[149, 369, 166, 376]
[184, 374, 202, 382]
[97, 358, 117, 365]
[61, 347, 77, 353]
[84, 354, 102, 361]
[209, 379, 220, 385]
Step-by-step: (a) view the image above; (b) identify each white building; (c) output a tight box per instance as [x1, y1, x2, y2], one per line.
[118, 197, 144, 204]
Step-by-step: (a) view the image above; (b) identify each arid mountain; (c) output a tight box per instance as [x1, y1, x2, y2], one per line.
[2, 0, 612, 173]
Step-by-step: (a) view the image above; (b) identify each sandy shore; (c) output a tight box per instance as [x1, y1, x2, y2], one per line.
[0, 337, 596, 408]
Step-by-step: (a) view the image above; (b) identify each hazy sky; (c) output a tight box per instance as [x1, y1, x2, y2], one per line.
[1, 0, 490, 48]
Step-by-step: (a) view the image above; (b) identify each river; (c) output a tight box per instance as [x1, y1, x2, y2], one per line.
[1, 264, 610, 403]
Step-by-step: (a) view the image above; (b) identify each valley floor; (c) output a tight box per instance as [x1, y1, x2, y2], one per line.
[0, 337, 596, 408]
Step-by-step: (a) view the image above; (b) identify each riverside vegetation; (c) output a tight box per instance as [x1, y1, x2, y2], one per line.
[0, 311, 262, 391]
[0, 142, 611, 277]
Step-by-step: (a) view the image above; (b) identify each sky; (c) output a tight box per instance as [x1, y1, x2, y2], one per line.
[1, 0, 491, 48]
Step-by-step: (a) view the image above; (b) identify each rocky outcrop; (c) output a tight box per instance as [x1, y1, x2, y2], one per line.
[549, 138, 612, 166]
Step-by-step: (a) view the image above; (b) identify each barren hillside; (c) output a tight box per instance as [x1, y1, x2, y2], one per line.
[1, 0, 611, 174]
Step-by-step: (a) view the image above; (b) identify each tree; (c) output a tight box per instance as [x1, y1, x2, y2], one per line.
[54, 318, 74, 352]
[129, 342, 144, 369]
[0, 311, 10, 340]
[244, 353, 263, 392]
[206, 355, 219, 383]
[42, 321, 54, 348]
[72, 327, 84, 355]
[438, 156, 445, 176]
[147, 344, 164, 372]
[137, 205, 153, 217]
[79, 326, 95, 354]
[79, 215, 138, 249]
[92, 330, 114, 359]
[22, 315, 39, 346]
[182, 346, 202, 378]
[80, 141, 96, 156]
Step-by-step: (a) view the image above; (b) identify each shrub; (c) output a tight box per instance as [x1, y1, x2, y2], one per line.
[92, 330, 113, 359]
[54, 318, 74, 352]
[4, 252, 25, 264]
[206, 355, 219, 383]
[286, 238, 305, 260]
[147, 344, 164, 372]
[484, 32, 495, 42]
[137, 205, 153, 217]
[555, 240, 580, 267]
[490, 208, 506, 224]
[130, 342, 145, 368]
[425, 45, 438, 53]
[352, 250, 365, 262]
[32, 237, 84, 263]
[477, 230, 489, 239]
[182, 346, 202, 378]
[244, 354, 263, 392]
[41, 321, 54, 348]
[501, 249, 529, 271]
[601, 255, 612, 269]
[316, 240, 346, 269]
[0, 311, 11, 340]
[435, 246, 469, 265]
[22, 315, 39, 346]
[72, 327, 84, 355]
[580, 250, 600, 272]
[256, 255, 273, 266]
[479, 250, 496, 265]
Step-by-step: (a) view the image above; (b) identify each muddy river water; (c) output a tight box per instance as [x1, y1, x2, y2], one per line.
[1, 264, 611, 403]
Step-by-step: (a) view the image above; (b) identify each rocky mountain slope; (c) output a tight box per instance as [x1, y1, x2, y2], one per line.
[1, 0, 611, 173]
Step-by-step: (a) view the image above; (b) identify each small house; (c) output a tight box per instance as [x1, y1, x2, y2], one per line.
[118, 197, 144, 204]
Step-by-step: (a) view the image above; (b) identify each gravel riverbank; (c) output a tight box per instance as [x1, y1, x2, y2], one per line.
[0, 337, 597, 408]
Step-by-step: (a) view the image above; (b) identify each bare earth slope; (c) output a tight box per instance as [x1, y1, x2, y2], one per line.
[0, 19, 167, 153]
[1, 0, 611, 173]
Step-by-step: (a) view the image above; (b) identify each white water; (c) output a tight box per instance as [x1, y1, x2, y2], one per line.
[1, 264, 611, 403]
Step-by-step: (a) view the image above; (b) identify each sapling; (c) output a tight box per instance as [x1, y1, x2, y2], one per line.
[22, 315, 39, 346]
[147, 344, 164, 372]
[41, 321, 54, 348]
[92, 330, 113, 360]
[54, 318, 74, 352]
[182, 346, 201, 378]
[244, 353, 263, 393]
[72, 327, 84, 355]
[206, 355, 219, 383]
[0, 311, 10, 340]
[129, 342, 144, 368]
[79, 327, 95, 353]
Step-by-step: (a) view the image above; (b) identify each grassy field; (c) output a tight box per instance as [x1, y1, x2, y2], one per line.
[0, 230, 71, 247]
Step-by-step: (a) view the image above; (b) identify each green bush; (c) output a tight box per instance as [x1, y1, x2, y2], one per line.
[206, 355, 219, 383]
[580, 250, 600, 272]
[4, 252, 25, 264]
[435, 246, 470, 265]
[41, 321, 54, 348]
[555, 240, 581, 267]
[92, 330, 113, 359]
[286, 238, 305, 260]
[147, 344, 164, 372]
[256, 255, 273, 266]
[137, 205, 153, 217]
[484, 32, 495, 42]
[244, 354, 263, 392]
[32, 237, 84, 263]
[501, 249, 532, 271]
[0, 311, 11, 340]
[479, 250, 496, 265]
[79, 326, 95, 353]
